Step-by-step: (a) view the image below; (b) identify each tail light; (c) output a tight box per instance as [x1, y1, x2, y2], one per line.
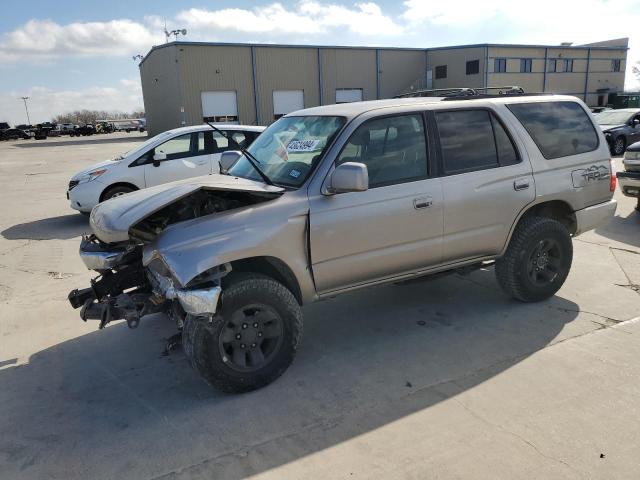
[609, 158, 617, 192]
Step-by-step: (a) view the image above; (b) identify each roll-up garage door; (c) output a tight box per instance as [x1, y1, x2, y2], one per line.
[273, 90, 304, 120]
[335, 88, 363, 104]
[201, 91, 239, 124]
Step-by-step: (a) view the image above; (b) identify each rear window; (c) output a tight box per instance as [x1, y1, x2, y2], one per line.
[507, 101, 599, 159]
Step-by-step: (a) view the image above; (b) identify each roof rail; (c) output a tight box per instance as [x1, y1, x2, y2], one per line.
[395, 86, 526, 99]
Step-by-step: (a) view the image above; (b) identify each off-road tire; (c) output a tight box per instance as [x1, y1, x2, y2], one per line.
[495, 216, 573, 302]
[182, 275, 303, 393]
[101, 185, 134, 201]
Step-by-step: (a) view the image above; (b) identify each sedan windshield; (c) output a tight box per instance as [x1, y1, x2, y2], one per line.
[594, 111, 633, 125]
[228, 116, 346, 187]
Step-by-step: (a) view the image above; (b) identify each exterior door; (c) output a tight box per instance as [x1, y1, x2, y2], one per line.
[310, 113, 443, 294]
[144, 132, 212, 187]
[433, 108, 535, 263]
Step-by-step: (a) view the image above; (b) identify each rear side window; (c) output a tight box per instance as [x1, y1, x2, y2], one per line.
[435, 110, 520, 174]
[507, 101, 599, 159]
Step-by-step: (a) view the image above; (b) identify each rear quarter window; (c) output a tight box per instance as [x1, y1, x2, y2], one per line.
[507, 101, 599, 159]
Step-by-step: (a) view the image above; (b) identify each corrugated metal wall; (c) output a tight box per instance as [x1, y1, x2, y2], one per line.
[254, 47, 320, 124]
[177, 45, 256, 126]
[139, 46, 182, 136]
[320, 48, 377, 103]
[379, 50, 427, 98]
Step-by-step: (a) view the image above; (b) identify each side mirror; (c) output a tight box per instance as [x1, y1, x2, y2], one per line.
[634, 119, 640, 128]
[326, 162, 369, 194]
[219, 150, 242, 174]
[152, 151, 166, 167]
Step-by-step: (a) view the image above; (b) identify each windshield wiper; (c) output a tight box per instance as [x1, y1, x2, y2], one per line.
[204, 121, 274, 186]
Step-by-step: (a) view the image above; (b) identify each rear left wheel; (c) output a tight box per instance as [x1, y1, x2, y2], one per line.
[495, 216, 573, 302]
[183, 275, 302, 393]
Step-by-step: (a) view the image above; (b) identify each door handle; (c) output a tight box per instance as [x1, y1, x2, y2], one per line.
[513, 178, 530, 191]
[413, 196, 433, 209]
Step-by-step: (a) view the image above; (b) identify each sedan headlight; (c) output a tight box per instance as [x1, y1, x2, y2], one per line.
[78, 169, 107, 184]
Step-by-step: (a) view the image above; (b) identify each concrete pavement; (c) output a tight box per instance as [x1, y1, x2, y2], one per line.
[0, 133, 639, 479]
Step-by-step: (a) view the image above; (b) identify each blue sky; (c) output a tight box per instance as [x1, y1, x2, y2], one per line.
[1, 0, 639, 124]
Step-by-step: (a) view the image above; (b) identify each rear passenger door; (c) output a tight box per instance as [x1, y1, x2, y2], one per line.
[434, 108, 535, 263]
[310, 113, 444, 294]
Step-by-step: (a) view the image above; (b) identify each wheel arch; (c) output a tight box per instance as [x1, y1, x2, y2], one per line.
[500, 199, 577, 256]
[224, 256, 304, 305]
[99, 182, 139, 202]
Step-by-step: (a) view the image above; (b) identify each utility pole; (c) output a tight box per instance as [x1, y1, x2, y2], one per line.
[20, 96, 31, 125]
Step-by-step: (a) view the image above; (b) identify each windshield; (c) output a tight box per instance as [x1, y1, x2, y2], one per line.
[594, 111, 633, 125]
[228, 116, 346, 187]
[119, 131, 173, 160]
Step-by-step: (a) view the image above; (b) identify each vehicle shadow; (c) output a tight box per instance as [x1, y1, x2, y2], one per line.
[12, 136, 147, 149]
[1, 214, 89, 240]
[0, 270, 583, 479]
[594, 208, 640, 248]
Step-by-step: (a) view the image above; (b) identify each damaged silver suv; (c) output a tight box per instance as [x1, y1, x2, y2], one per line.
[69, 93, 617, 393]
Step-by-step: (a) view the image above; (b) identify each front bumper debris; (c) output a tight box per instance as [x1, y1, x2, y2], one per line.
[69, 235, 223, 330]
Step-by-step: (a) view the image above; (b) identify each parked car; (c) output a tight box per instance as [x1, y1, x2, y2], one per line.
[68, 94, 616, 393]
[593, 108, 640, 155]
[59, 123, 76, 134]
[67, 124, 265, 212]
[617, 141, 640, 212]
[70, 124, 96, 137]
[1, 128, 31, 140]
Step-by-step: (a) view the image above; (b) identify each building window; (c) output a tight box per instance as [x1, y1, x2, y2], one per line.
[563, 59, 573, 72]
[520, 58, 532, 73]
[612, 59, 621, 72]
[466, 60, 480, 75]
[548, 59, 557, 73]
[435, 65, 447, 79]
[494, 58, 506, 73]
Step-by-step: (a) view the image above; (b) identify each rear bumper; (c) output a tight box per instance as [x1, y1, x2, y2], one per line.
[574, 199, 617, 236]
[617, 171, 640, 198]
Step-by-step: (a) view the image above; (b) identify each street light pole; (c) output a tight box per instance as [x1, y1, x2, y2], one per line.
[20, 96, 31, 125]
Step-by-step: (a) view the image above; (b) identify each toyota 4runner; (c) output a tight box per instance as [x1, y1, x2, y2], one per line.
[68, 93, 617, 393]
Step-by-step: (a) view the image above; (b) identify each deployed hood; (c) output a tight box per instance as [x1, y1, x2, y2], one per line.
[71, 158, 122, 180]
[90, 174, 284, 244]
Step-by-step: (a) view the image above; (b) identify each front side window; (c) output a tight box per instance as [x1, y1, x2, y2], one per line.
[508, 101, 598, 159]
[520, 58, 532, 73]
[227, 116, 345, 187]
[336, 114, 428, 188]
[466, 60, 480, 75]
[435, 65, 447, 79]
[155, 133, 193, 160]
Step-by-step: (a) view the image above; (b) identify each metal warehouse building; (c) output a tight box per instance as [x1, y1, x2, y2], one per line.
[139, 38, 628, 136]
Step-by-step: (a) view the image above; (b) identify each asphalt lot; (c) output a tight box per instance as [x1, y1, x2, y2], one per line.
[0, 132, 639, 480]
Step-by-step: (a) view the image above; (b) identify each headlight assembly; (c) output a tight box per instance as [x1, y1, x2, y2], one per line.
[78, 169, 107, 184]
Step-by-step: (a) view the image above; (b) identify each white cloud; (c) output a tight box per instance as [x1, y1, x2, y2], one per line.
[0, 79, 143, 125]
[402, 0, 640, 89]
[0, 19, 158, 62]
[177, 1, 403, 37]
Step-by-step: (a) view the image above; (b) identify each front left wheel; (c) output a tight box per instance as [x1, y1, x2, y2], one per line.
[183, 275, 303, 393]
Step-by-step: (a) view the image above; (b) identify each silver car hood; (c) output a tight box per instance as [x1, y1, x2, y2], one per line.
[90, 174, 284, 243]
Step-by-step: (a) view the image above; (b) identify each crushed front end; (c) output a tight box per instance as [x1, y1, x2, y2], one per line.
[68, 234, 227, 330]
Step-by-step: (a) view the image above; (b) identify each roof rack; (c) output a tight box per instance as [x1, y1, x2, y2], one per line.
[395, 86, 528, 99]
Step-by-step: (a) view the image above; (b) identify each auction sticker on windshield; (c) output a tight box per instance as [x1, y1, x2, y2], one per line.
[287, 139, 320, 152]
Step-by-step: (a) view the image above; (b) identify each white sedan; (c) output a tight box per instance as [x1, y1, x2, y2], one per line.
[67, 124, 265, 213]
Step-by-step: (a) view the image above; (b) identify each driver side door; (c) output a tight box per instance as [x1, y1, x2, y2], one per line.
[309, 113, 444, 294]
[143, 132, 212, 187]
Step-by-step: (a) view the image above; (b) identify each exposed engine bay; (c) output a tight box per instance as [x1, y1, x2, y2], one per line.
[129, 189, 280, 242]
